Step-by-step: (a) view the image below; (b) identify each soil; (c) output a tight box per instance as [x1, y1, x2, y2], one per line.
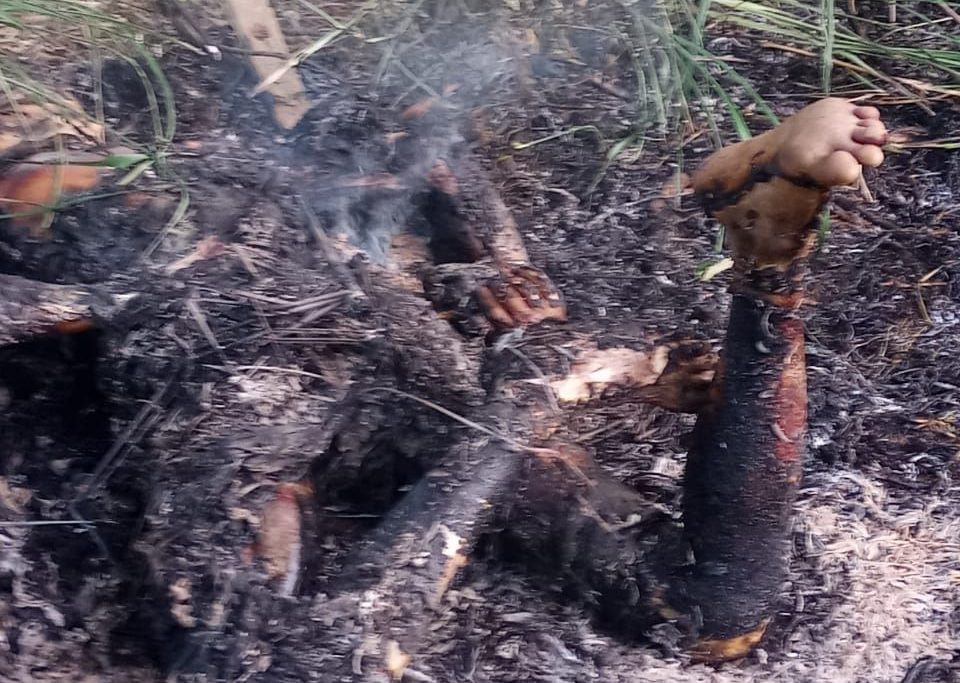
[1, 2, 959, 682]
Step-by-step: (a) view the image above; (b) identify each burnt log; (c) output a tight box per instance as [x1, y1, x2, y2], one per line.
[0, 273, 139, 345]
[319, 403, 528, 680]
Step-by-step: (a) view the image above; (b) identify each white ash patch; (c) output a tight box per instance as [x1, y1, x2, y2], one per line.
[227, 370, 331, 424]
[474, 467, 960, 683]
[772, 470, 960, 682]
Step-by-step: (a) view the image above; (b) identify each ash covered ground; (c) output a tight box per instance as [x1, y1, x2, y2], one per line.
[1, 2, 958, 682]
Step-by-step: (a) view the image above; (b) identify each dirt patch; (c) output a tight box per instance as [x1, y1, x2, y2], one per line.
[1, 3, 959, 682]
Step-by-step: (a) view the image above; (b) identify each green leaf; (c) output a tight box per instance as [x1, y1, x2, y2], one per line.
[118, 158, 155, 185]
[95, 152, 152, 169]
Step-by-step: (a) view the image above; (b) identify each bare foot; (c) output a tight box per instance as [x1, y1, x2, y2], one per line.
[691, 98, 887, 269]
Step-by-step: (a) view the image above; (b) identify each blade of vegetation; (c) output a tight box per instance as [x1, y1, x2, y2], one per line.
[821, 0, 836, 92]
[617, 0, 958, 154]
[706, 0, 960, 95]
[0, 0, 177, 152]
[0, 0, 180, 223]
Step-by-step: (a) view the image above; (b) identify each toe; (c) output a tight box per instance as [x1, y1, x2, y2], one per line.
[852, 143, 884, 168]
[817, 149, 862, 186]
[852, 105, 881, 120]
[852, 118, 887, 146]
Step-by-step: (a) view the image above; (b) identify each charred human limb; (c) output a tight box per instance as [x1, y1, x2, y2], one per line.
[666, 97, 888, 659]
[500, 439, 674, 636]
[419, 158, 567, 330]
[667, 286, 807, 660]
[147, 99, 890, 677]
[107, 98, 889, 680]
[482, 308, 806, 658]
[690, 98, 886, 270]
[309, 343, 714, 678]
[318, 403, 528, 680]
[194, 87, 895, 681]
[319, 423, 677, 680]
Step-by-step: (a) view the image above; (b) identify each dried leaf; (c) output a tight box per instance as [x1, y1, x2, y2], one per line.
[124, 191, 155, 210]
[383, 131, 409, 145]
[401, 97, 436, 120]
[168, 578, 196, 628]
[0, 477, 31, 513]
[699, 257, 734, 281]
[384, 640, 411, 681]
[545, 346, 670, 404]
[339, 174, 404, 190]
[165, 236, 227, 274]
[0, 95, 104, 155]
[660, 172, 691, 199]
[885, 127, 923, 145]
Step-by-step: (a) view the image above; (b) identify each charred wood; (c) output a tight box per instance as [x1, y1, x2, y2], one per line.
[319, 402, 528, 679]
[0, 273, 139, 345]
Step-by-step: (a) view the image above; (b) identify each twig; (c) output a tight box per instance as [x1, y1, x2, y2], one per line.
[392, 58, 442, 100]
[507, 347, 560, 414]
[0, 519, 115, 527]
[186, 295, 223, 354]
[299, 196, 365, 296]
[373, 0, 428, 86]
[230, 364, 341, 386]
[759, 42, 938, 111]
[74, 381, 171, 502]
[586, 74, 632, 100]
[364, 387, 533, 452]
[936, 0, 960, 25]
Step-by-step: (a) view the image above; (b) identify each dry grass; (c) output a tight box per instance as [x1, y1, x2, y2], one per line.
[784, 473, 960, 681]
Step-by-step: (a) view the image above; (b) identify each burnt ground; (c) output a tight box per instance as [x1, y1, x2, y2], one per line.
[1, 2, 959, 682]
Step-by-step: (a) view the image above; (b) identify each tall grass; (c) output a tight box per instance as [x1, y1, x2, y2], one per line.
[612, 0, 959, 271]
[0, 1, 186, 235]
[0, 0, 177, 154]
[623, 0, 959, 143]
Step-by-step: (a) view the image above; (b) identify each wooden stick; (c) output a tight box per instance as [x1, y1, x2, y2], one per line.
[221, 0, 310, 128]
